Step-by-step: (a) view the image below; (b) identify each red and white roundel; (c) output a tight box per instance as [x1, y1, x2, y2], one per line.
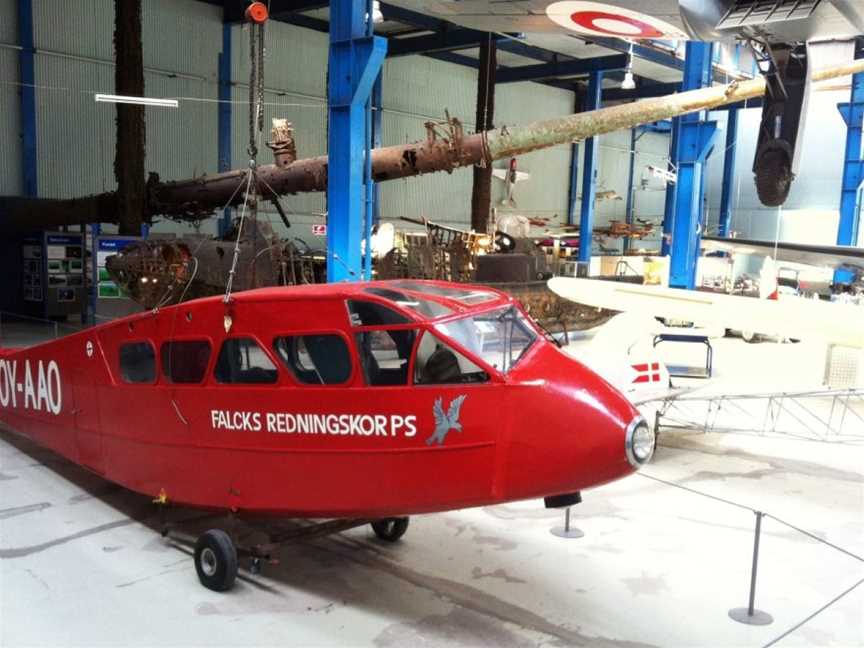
[546, 1, 689, 40]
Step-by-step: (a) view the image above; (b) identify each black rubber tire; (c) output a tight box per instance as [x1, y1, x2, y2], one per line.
[754, 148, 792, 207]
[371, 517, 410, 542]
[194, 529, 238, 592]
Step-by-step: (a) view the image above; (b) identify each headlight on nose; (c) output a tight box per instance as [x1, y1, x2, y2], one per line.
[625, 417, 655, 468]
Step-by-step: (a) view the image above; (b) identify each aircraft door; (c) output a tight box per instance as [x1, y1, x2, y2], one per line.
[71, 368, 104, 473]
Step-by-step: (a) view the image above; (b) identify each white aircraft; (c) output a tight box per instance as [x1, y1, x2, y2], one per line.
[548, 274, 862, 407]
[549, 276, 864, 350]
[646, 165, 677, 186]
[492, 158, 531, 206]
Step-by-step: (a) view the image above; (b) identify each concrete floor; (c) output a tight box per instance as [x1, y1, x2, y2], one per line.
[1, 332, 863, 647]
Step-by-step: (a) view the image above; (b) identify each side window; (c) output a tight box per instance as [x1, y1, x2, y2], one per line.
[161, 340, 211, 384]
[273, 335, 352, 385]
[414, 332, 489, 385]
[347, 300, 412, 326]
[119, 342, 156, 384]
[355, 329, 417, 386]
[215, 338, 278, 385]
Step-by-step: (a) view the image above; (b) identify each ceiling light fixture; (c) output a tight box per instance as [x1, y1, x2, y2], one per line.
[621, 42, 636, 90]
[94, 94, 179, 108]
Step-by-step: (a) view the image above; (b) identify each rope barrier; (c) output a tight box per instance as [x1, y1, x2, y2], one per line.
[637, 466, 864, 640]
[762, 578, 864, 648]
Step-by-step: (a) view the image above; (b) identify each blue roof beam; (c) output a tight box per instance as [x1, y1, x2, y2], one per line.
[583, 36, 684, 71]
[496, 54, 627, 84]
[387, 30, 505, 58]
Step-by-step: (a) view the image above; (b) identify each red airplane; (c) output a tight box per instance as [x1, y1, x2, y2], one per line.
[0, 279, 655, 591]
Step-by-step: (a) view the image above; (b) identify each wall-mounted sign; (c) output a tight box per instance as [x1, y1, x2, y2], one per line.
[96, 237, 137, 299]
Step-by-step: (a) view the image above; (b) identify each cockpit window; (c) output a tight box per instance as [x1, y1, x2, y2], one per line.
[435, 306, 536, 373]
[388, 281, 497, 306]
[347, 300, 412, 326]
[119, 342, 156, 384]
[215, 338, 278, 384]
[363, 287, 453, 319]
[161, 340, 211, 384]
[414, 332, 488, 385]
[274, 335, 352, 385]
[355, 329, 417, 386]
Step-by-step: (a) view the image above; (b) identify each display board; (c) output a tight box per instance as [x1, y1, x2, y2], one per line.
[21, 237, 43, 303]
[21, 233, 86, 318]
[92, 235, 143, 322]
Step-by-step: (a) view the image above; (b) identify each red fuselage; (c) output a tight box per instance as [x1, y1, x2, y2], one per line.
[0, 280, 643, 518]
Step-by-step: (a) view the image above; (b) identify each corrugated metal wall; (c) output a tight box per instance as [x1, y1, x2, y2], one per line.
[0, 0, 21, 194]
[0, 46, 21, 195]
[27, 0, 222, 203]
[379, 55, 477, 229]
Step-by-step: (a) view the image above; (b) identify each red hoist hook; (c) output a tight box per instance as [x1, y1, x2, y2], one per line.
[245, 1, 269, 24]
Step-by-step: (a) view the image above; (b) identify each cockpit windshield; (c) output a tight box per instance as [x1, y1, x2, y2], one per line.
[387, 281, 498, 306]
[363, 287, 453, 319]
[434, 306, 537, 374]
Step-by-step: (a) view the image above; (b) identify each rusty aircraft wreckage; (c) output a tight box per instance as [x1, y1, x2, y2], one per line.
[6, 57, 864, 330]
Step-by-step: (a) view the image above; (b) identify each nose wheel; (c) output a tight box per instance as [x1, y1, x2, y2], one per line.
[370, 517, 410, 542]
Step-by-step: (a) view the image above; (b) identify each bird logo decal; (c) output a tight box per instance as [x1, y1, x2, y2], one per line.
[427, 395, 467, 446]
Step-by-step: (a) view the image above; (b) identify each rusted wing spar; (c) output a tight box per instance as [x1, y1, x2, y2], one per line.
[5, 59, 864, 230]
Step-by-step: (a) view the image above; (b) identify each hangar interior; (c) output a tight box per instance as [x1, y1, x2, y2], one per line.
[0, 1, 863, 647]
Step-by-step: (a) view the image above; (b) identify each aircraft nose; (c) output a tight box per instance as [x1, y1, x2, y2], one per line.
[503, 344, 655, 500]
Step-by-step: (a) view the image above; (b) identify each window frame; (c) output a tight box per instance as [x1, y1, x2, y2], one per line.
[345, 297, 420, 328]
[211, 335, 281, 387]
[271, 329, 356, 387]
[353, 325, 421, 389]
[409, 328, 501, 387]
[117, 339, 158, 386]
[159, 337, 214, 386]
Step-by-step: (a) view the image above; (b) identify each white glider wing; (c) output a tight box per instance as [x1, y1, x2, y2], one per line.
[548, 277, 864, 349]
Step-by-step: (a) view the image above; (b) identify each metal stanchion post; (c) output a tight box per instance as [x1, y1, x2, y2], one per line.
[729, 511, 774, 625]
[550, 506, 584, 539]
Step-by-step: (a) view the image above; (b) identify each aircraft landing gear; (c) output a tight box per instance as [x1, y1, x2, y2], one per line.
[178, 517, 411, 591]
[750, 42, 809, 207]
[370, 517, 410, 542]
[194, 529, 239, 592]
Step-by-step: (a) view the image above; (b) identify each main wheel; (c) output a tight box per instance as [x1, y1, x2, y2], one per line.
[371, 517, 409, 542]
[755, 148, 792, 207]
[194, 529, 238, 592]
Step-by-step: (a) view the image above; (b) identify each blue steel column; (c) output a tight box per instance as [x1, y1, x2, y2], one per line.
[566, 90, 580, 226]
[18, 0, 37, 197]
[717, 106, 739, 237]
[371, 74, 383, 226]
[834, 44, 864, 285]
[623, 128, 638, 253]
[327, 0, 387, 282]
[660, 118, 679, 256]
[669, 42, 718, 289]
[217, 23, 232, 236]
[578, 71, 602, 264]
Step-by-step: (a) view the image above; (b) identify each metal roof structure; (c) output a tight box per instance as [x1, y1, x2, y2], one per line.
[197, 0, 745, 100]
